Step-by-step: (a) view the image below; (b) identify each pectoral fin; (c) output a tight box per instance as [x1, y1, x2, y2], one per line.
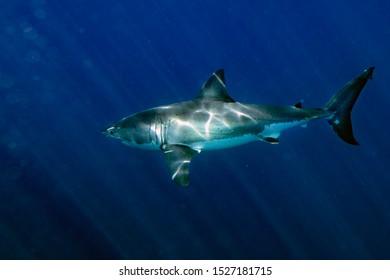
[163, 144, 199, 186]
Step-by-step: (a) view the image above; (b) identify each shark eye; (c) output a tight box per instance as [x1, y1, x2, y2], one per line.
[109, 130, 114, 135]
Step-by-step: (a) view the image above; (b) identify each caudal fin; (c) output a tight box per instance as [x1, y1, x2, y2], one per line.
[324, 67, 374, 145]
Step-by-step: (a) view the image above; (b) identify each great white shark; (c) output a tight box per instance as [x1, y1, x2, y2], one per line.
[102, 67, 374, 186]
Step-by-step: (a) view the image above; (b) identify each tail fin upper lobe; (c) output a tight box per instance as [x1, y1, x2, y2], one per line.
[324, 67, 375, 145]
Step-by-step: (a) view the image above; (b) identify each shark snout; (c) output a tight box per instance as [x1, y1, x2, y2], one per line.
[101, 127, 108, 136]
[101, 126, 114, 137]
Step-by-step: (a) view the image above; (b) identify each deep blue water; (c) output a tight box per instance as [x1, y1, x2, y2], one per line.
[1, 0, 390, 259]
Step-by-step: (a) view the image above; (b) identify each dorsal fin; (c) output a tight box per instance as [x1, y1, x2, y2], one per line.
[195, 69, 235, 102]
[294, 102, 303, 108]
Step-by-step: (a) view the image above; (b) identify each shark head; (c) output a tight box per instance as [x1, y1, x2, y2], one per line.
[102, 114, 161, 150]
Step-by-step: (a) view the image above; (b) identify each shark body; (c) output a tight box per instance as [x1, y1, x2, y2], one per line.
[103, 67, 374, 186]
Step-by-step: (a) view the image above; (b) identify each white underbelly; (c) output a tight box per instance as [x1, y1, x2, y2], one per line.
[188, 134, 259, 151]
[260, 120, 307, 138]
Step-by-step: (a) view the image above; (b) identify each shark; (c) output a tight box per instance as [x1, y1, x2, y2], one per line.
[102, 67, 374, 186]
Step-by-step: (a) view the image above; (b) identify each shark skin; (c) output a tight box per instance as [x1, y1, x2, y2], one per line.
[102, 67, 375, 186]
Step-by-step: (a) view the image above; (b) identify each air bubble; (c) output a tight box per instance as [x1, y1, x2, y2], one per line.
[23, 27, 38, 40]
[8, 143, 17, 150]
[6, 26, 16, 35]
[82, 59, 93, 69]
[25, 50, 41, 63]
[34, 9, 46, 20]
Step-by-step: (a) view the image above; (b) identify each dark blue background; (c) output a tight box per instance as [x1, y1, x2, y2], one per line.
[1, 0, 389, 259]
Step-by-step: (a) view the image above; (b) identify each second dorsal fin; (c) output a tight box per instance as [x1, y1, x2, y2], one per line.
[294, 102, 303, 108]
